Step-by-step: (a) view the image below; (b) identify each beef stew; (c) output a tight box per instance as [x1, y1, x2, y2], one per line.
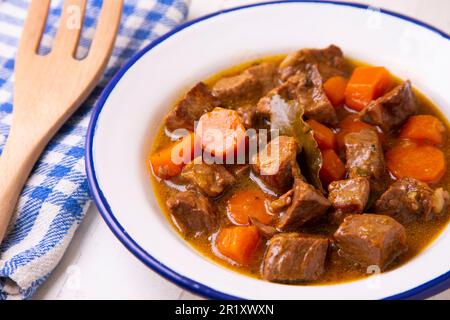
[148, 45, 450, 285]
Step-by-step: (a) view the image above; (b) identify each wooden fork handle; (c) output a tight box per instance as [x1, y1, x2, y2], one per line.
[0, 121, 55, 240]
[0, 0, 123, 242]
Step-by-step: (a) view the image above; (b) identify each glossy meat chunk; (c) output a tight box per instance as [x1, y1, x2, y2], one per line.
[328, 177, 370, 224]
[166, 191, 217, 237]
[256, 74, 299, 118]
[181, 158, 236, 197]
[252, 136, 299, 192]
[212, 72, 257, 101]
[279, 44, 348, 81]
[258, 65, 338, 125]
[360, 81, 417, 131]
[374, 177, 449, 224]
[334, 214, 407, 269]
[165, 82, 220, 131]
[344, 129, 384, 180]
[277, 179, 331, 231]
[236, 104, 257, 129]
[247, 61, 279, 93]
[262, 233, 329, 282]
[250, 217, 279, 239]
[212, 62, 278, 102]
[269, 189, 294, 213]
[295, 64, 338, 125]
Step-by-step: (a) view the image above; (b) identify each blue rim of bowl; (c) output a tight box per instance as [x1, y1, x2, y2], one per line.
[86, 0, 450, 300]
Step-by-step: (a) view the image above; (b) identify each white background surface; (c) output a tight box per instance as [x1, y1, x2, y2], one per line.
[34, 0, 450, 300]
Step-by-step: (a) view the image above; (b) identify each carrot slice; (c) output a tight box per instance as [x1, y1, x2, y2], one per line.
[345, 66, 393, 111]
[336, 114, 377, 150]
[149, 132, 196, 179]
[216, 226, 260, 265]
[227, 189, 273, 225]
[323, 76, 348, 107]
[196, 107, 246, 159]
[400, 115, 446, 146]
[320, 149, 346, 186]
[386, 141, 446, 183]
[307, 119, 336, 151]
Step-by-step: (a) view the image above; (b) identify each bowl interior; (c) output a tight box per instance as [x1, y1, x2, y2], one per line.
[89, 1, 450, 299]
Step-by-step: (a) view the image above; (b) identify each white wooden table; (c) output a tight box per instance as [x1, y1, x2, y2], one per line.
[34, 0, 450, 300]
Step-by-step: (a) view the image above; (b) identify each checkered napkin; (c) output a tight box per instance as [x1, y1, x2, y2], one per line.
[0, 0, 189, 299]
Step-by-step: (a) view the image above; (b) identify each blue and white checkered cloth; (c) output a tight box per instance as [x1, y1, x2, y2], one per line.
[0, 0, 189, 299]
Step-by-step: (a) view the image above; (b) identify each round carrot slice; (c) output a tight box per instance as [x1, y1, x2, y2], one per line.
[386, 141, 446, 183]
[400, 115, 446, 146]
[196, 107, 246, 159]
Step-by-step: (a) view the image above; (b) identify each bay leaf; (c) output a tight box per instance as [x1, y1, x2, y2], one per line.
[268, 94, 324, 193]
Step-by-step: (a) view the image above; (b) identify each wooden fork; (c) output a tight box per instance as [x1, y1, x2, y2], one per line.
[0, 0, 123, 242]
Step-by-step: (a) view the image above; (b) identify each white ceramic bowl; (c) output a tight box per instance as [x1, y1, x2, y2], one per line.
[86, 1, 450, 299]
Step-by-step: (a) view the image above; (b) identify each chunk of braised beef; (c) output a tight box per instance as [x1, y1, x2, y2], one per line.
[247, 61, 279, 93]
[166, 191, 217, 237]
[374, 177, 449, 224]
[165, 82, 220, 131]
[256, 95, 273, 118]
[212, 72, 257, 101]
[212, 62, 278, 103]
[277, 179, 331, 231]
[333, 214, 407, 270]
[279, 45, 349, 81]
[236, 104, 257, 129]
[251, 136, 299, 192]
[360, 81, 417, 131]
[328, 177, 370, 225]
[296, 64, 338, 125]
[257, 65, 337, 125]
[262, 233, 329, 282]
[256, 70, 302, 118]
[181, 158, 236, 197]
[250, 217, 279, 239]
[269, 189, 294, 213]
[344, 129, 384, 180]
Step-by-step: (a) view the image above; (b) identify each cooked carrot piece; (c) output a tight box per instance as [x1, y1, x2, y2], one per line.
[196, 107, 246, 159]
[307, 119, 336, 151]
[216, 226, 260, 265]
[400, 115, 446, 146]
[320, 149, 346, 186]
[345, 66, 393, 111]
[227, 189, 273, 225]
[149, 132, 196, 179]
[386, 141, 446, 183]
[323, 76, 348, 107]
[336, 114, 377, 149]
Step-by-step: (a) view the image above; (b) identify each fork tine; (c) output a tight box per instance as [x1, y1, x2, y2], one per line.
[18, 0, 51, 56]
[52, 0, 87, 57]
[86, 0, 123, 64]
